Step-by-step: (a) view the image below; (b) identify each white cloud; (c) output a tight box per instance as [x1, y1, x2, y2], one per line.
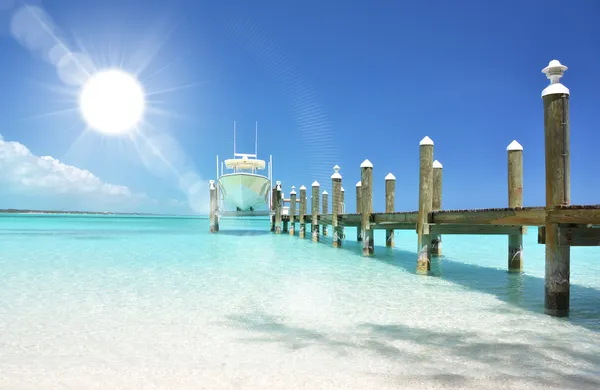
[0, 134, 146, 206]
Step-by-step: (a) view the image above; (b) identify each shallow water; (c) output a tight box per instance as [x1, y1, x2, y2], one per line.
[0, 214, 599, 389]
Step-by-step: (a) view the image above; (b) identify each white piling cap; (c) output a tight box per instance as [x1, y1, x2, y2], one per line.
[299, 185, 306, 190]
[433, 160, 443, 169]
[290, 185, 296, 195]
[341, 187, 345, 192]
[322, 190, 328, 195]
[385, 173, 396, 180]
[541, 59, 569, 97]
[506, 140, 523, 151]
[356, 181, 362, 187]
[331, 164, 342, 179]
[420, 136, 434, 146]
[312, 181, 320, 187]
[360, 159, 373, 168]
[209, 180, 215, 189]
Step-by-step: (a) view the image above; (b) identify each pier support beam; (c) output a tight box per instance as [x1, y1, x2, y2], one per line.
[275, 181, 282, 234]
[322, 190, 329, 236]
[311, 181, 320, 242]
[431, 160, 443, 256]
[289, 186, 297, 235]
[507, 141, 524, 272]
[416, 136, 434, 274]
[356, 181, 362, 241]
[332, 165, 343, 248]
[270, 185, 277, 232]
[299, 185, 307, 239]
[542, 59, 571, 317]
[360, 160, 374, 256]
[209, 180, 219, 233]
[385, 173, 396, 247]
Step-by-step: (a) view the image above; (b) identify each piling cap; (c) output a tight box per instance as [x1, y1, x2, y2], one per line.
[506, 140, 523, 151]
[541, 59, 569, 97]
[433, 160, 443, 169]
[385, 172, 396, 181]
[322, 190, 328, 195]
[356, 181, 362, 187]
[341, 187, 345, 192]
[290, 185, 296, 195]
[209, 179, 215, 189]
[299, 185, 306, 191]
[360, 159, 373, 168]
[331, 164, 342, 179]
[420, 136, 434, 146]
[312, 181, 320, 187]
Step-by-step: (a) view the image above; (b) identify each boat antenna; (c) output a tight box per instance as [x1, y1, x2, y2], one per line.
[255, 121, 258, 157]
[233, 120, 236, 156]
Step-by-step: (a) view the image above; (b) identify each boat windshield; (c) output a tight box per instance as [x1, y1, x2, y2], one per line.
[224, 155, 265, 174]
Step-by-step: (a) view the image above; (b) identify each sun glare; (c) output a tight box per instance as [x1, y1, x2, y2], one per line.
[79, 69, 145, 135]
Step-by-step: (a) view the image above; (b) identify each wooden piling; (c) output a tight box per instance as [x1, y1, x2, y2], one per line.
[416, 136, 434, 274]
[289, 186, 297, 235]
[299, 185, 307, 239]
[270, 185, 277, 232]
[340, 186, 345, 240]
[322, 190, 329, 236]
[360, 160, 374, 256]
[356, 181, 362, 241]
[507, 141, 524, 272]
[542, 60, 571, 317]
[274, 181, 282, 234]
[431, 160, 443, 256]
[311, 181, 320, 242]
[332, 165, 343, 248]
[385, 173, 396, 247]
[209, 180, 219, 233]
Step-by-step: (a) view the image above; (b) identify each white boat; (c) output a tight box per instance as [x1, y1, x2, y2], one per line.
[216, 122, 273, 214]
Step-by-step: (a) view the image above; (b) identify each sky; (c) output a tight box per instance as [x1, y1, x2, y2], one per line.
[0, 0, 598, 214]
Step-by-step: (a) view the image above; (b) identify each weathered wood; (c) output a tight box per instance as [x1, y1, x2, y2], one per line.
[431, 160, 443, 256]
[289, 186, 297, 235]
[373, 223, 415, 230]
[311, 181, 320, 242]
[547, 206, 600, 225]
[270, 185, 277, 232]
[299, 185, 307, 239]
[340, 187, 346, 238]
[360, 160, 374, 256]
[431, 207, 545, 225]
[417, 137, 434, 274]
[322, 190, 329, 236]
[431, 224, 523, 235]
[332, 166, 343, 248]
[372, 212, 419, 224]
[209, 180, 219, 233]
[542, 60, 570, 317]
[508, 141, 524, 272]
[558, 226, 600, 246]
[385, 173, 396, 247]
[274, 182, 282, 234]
[355, 181, 362, 241]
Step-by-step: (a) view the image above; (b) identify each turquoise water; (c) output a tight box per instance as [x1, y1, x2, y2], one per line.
[1, 214, 599, 389]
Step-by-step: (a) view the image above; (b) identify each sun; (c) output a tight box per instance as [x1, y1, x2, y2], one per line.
[79, 69, 145, 135]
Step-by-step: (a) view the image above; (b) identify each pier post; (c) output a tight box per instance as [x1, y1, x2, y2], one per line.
[289, 186, 297, 235]
[542, 60, 571, 317]
[299, 185, 307, 239]
[507, 141, 524, 272]
[311, 181, 320, 242]
[270, 185, 277, 232]
[209, 180, 219, 233]
[340, 186, 345, 239]
[356, 181, 362, 241]
[385, 173, 396, 247]
[431, 160, 443, 256]
[360, 160, 374, 256]
[416, 136, 434, 274]
[322, 190, 329, 236]
[332, 165, 343, 248]
[275, 181, 282, 234]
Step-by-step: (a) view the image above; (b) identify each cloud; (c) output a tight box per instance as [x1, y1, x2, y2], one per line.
[0, 134, 148, 208]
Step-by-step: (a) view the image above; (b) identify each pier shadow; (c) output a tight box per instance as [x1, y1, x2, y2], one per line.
[221, 311, 600, 388]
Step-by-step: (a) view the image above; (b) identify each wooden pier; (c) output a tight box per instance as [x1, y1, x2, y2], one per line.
[208, 59, 600, 318]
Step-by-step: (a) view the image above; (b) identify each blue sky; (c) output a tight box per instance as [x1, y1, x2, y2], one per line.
[0, 0, 598, 214]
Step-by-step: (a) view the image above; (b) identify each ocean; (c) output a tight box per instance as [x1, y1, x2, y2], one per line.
[0, 214, 599, 389]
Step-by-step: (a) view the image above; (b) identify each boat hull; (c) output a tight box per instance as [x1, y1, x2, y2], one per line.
[218, 173, 271, 211]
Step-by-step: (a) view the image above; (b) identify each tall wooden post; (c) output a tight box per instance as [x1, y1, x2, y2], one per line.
[360, 160, 374, 256]
[340, 186, 345, 239]
[289, 186, 297, 235]
[416, 136, 434, 274]
[299, 185, 307, 239]
[322, 191, 329, 236]
[542, 59, 571, 317]
[385, 173, 396, 247]
[270, 185, 277, 232]
[311, 181, 320, 242]
[507, 141, 524, 272]
[431, 160, 443, 256]
[274, 181, 282, 234]
[355, 181, 362, 241]
[209, 180, 219, 233]
[332, 165, 343, 248]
